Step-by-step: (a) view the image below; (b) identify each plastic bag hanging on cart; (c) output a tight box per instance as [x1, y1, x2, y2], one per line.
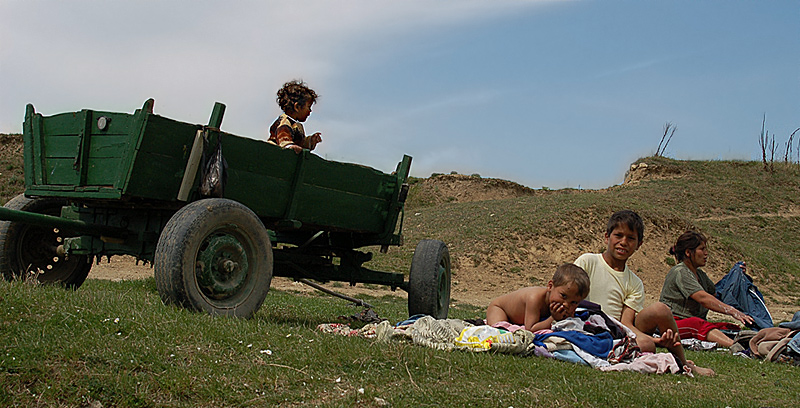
[199, 134, 228, 198]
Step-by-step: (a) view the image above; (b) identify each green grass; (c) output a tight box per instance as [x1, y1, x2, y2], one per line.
[2, 278, 799, 408]
[1, 136, 800, 406]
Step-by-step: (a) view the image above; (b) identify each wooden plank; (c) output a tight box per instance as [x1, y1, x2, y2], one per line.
[83, 157, 126, 186]
[124, 115, 199, 200]
[85, 134, 131, 158]
[78, 110, 93, 186]
[41, 158, 80, 185]
[22, 106, 42, 187]
[40, 111, 85, 135]
[293, 187, 388, 232]
[25, 185, 122, 199]
[223, 169, 292, 218]
[302, 157, 395, 199]
[40, 135, 83, 158]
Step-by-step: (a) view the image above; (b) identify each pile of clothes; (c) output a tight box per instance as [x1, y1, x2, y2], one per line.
[319, 303, 693, 376]
[727, 311, 800, 365]
[317, 308, 800, 371]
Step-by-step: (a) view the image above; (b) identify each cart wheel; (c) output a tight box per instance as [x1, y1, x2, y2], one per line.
[408, 239, 451, 319]
[0, 194, 91, 289]
[154, 198, 273, 318]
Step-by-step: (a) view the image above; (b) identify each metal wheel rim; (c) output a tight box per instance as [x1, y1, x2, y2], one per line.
[194, 227, 254, 304]
[16, 225, 84, 282]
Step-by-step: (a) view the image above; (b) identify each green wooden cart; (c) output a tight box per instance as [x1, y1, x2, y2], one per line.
[0, 99, 451, 318]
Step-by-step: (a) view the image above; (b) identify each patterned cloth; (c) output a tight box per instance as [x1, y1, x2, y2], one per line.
[268, 114, 309, 148]
[317, 323, 379, 339]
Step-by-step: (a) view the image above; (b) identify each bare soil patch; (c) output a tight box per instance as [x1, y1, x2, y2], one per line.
[410, 173, 540, 205]
[88, 192, 796, 323]
[2, 133, 795, 322]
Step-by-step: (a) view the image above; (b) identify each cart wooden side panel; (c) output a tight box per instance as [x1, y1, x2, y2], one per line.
[222, 135, 401, 234]
[24, 105, 140, 198]
[123, 114, 201, 200]
[23, 101, 200, 201]
[7, 100, 444, 318]
[22, 100, 409, 238]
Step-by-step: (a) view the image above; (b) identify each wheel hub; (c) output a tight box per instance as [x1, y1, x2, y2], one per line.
[17, 225, 84, 282]
[196, 233, 250, 299]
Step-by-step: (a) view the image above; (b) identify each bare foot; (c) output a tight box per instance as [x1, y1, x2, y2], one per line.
[686, 360, 716, 377]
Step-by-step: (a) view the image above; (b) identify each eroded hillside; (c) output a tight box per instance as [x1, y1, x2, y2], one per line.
[0, 133, 797, 321]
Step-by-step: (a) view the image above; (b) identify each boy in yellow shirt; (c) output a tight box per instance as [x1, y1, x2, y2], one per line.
[574, 210, 715, 376]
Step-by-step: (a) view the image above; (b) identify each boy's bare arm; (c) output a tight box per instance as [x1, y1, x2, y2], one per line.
[528, 316, 555, 332]
[524, 290, 553, 331]
[549, 301, 570, 321]
[619, 306, 657, 346]
[620, 305, 637, 329]
[621, 304, 680, 350]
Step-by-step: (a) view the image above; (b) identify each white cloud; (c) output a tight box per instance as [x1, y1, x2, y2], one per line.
[0, 0, 550, 131]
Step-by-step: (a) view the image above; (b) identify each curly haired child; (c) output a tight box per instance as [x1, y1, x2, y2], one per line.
[268, 80, 322, 153]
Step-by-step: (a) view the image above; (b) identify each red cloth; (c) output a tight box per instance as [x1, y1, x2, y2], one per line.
[674, 316, 739, 341]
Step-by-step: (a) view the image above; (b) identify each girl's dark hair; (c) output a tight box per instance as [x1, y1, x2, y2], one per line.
[669, 230, 707, 262]
[276, 80, 318, 113]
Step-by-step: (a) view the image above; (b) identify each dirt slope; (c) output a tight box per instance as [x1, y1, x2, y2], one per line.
[0, 133, 795, 322]
[407, 173, 540, 206]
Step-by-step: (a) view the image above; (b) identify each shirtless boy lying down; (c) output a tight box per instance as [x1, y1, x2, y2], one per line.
[486, 263, 589, 332]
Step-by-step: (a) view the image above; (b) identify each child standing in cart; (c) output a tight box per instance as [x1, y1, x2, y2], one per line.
[268, 80, 322, 153]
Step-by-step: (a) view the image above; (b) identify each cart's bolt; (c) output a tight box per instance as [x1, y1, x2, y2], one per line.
[97, 116, 111, 130]
[56, 245, 67, 257]
[222, 259, 238, 273]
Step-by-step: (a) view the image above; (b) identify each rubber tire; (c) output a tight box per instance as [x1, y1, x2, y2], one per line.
[154, 198, 273, 318]
[407, 239, 451, 319]
[0, 194, 91, 289]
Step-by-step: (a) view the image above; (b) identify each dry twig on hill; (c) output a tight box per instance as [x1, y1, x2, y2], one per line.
[655, 122, 676, 157]
[759, 114, 776, 172]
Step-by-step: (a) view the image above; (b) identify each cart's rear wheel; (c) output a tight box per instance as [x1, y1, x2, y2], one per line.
[0, 194, 91, 289]
[154, 198, 273, 318]
[407, 239, 450, 319]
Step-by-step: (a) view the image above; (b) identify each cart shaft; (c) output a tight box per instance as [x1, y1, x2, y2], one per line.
[0, 206, 128, 238]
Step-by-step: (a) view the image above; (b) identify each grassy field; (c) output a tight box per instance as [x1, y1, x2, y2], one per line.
[2, 278, 799, 408]
[1, 132, 799, 406]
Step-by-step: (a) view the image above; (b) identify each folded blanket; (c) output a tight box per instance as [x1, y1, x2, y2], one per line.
[534, 331, 613, 358]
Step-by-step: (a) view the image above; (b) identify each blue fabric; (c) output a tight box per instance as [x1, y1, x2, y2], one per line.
[533, 331, 614, 358]
[551, 349, 588, 365]
[779, 311, 800, 330]
[396, 314, 427, 327]
[787, 331, 800, 355]
[714, 262, 774, 330]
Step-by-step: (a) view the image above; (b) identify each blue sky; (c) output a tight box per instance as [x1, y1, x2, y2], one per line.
[1, 0, 798, 189]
